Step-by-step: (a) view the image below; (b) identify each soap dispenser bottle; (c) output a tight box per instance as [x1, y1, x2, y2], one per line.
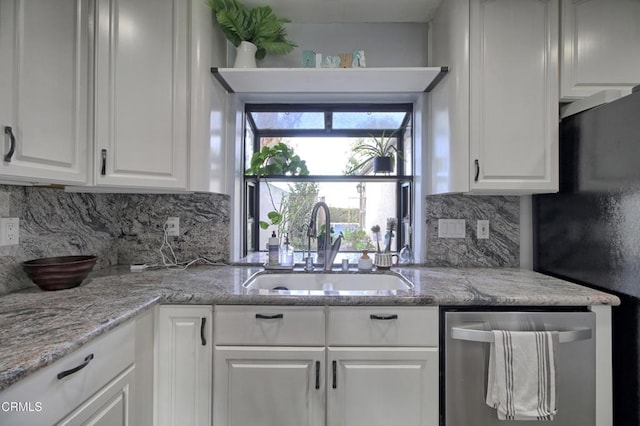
[268, 231, 280, 266]
[357, 250, 373, 271]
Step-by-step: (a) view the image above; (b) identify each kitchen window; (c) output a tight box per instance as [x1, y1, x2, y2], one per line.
[243, 104, 413, 256]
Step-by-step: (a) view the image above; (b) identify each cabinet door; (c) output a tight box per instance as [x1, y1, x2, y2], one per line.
[57, 366, 134, 426]
[156, 306, 212, 426]
[328, 347, 439, 426]
[0, 322, 134, 426]
[94, 0, 187, 189]
[469, 0, 559, 193]
[213, 346, 325, 426]
[0, 0, 89, 184]
[561, 0, 640, 100]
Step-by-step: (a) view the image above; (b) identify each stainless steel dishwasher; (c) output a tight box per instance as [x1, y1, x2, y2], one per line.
[443, 309, 595, 425]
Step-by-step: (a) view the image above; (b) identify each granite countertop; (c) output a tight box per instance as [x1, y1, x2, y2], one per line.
[0, 265, 620, 392]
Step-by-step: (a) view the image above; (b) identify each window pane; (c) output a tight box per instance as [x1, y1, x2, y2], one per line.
[257, 181, 398, 253]
[250, 112, 325, 130]
[244, 121, 254, 172]
[402, 125, 413, 175]
[332, 112, 407, 129]
[254, 137, 399, 176]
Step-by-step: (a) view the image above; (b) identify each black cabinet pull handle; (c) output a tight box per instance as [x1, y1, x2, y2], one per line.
[4, 126, 16, 162]
[100, 149, 107, 175]
[370, 314, 398, 320]
[200, 317, 207, 346]
[474, 159, 480, 182]
[332, 360, 337, 389]
[315, 361, 320, 390]
[57, 354, 94, 380]
[255, 313, 284, 319]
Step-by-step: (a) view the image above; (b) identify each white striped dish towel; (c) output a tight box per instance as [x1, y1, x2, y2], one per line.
[486, 330, 560, 421]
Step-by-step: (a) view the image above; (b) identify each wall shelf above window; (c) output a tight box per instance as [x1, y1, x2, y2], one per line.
[211, 67, 448, 94]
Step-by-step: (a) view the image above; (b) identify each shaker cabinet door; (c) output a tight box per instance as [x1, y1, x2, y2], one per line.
[469, 0, 559, 193]
[93, 0, 188, 189]
[561, 0, 640, 100]
[327, 347, 439, 426]
[213, 346, 325, 426]
[156, 305, 212, 426]
[0, 0, 90, 184]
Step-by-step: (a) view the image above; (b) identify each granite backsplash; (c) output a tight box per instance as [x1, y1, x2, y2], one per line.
[0, 185, 519, 295]
[0, 185, 230, 295]
[425, 194, 520, 267]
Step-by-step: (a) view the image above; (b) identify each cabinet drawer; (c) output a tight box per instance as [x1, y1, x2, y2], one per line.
[328, 306, 438, 346]
[0, 321, 134, 426]
[215, 305, 325, 346]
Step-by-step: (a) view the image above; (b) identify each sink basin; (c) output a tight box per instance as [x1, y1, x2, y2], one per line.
[243, 271, 413, 294]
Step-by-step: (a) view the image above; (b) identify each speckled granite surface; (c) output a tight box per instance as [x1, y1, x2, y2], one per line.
[0, 265, 619, 392]
[425, 194, 520, 267]
[0, 185, 230, 295]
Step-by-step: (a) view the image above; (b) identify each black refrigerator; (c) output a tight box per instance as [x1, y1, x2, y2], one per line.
[534, 88, 640, 426]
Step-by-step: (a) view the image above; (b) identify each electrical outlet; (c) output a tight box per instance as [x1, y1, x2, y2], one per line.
[438, 219, 466, 238]
[477, 220, 490, 239]
[0, 218, 19, 246]
[165, 217, 179, 236]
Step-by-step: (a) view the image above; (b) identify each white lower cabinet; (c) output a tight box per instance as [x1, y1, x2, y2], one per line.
[0, 321, 135, 426]
[57, 366, 134, 426]
[213, 305, 439, 426]
[213, 347, 325, 426]
[328, 348, 438, 426]
[327, 306, 439, 426]
[155, 305, 212, 426]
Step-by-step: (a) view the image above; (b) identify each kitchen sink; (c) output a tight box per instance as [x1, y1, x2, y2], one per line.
[242, 271, 414, 295]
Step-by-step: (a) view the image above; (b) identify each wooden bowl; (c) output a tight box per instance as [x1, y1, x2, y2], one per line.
[22, 255, 97, 291]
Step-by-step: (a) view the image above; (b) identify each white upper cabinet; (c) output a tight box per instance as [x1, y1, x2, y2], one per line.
[561, 0, 640, 100]
[93, 0, 188, 190]
[0, 0, 90, 185]
[469, 0, 558, 193]
[428, 0, 559, 195]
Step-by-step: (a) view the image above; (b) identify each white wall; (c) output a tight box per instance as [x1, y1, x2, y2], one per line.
[229, 23, 430, 68]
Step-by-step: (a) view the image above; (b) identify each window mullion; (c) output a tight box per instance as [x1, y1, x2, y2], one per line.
[324, 111, 332, 133]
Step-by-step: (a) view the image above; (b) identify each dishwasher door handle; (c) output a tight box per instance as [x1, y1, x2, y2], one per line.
[450, 324, 592, 344]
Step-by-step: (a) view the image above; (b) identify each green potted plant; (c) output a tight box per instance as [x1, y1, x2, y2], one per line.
[206, 0, 297, 67]
[245, 142, 309, 231]
[344, 129, 403, 175]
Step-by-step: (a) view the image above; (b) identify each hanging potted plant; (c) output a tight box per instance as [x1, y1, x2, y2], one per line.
[245, 142, 309, 233]
[206, 0, 297, 68]
[344, 129, 404, 175]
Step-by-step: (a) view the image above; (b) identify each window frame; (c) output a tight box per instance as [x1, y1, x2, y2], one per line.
[243, 103, 414, 256]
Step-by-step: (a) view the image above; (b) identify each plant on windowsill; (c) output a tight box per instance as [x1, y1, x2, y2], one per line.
[344, 129, 404, 175]
[245, 142, 309, 232]
[206, 0, 297, 67]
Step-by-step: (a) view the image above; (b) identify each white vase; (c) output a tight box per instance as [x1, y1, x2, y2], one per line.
[234, 41, 257, 68]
